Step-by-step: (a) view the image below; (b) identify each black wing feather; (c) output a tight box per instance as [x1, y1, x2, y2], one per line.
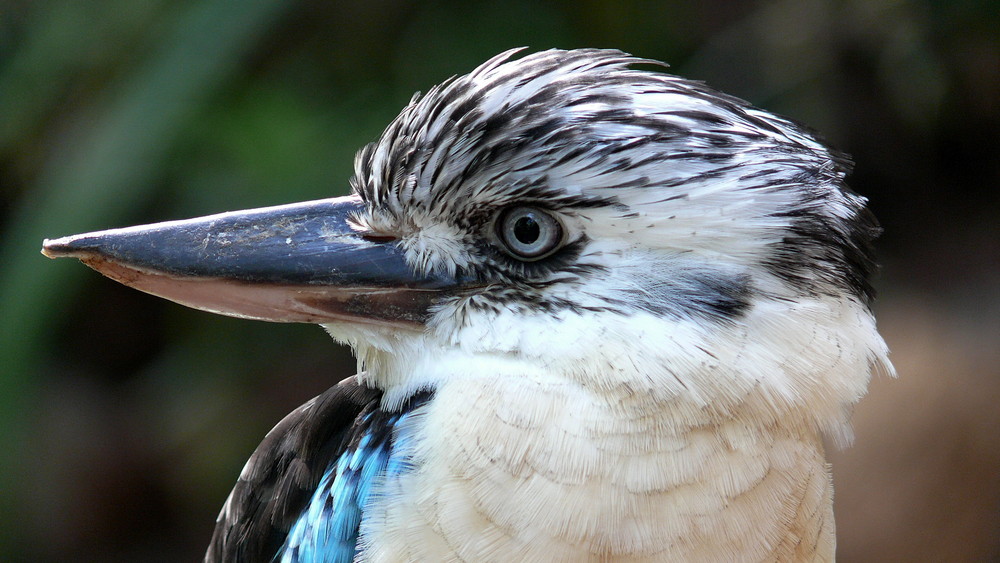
[205, 375, 382, 562]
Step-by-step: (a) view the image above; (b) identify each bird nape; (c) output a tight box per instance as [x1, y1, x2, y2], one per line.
[43, 48, 893, 562]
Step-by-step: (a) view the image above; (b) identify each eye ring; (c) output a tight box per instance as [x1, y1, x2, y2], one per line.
[495, 206, 564, 261]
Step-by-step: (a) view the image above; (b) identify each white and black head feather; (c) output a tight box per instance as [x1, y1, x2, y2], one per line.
[337, 49, 892, 427]
[349, 48, 880, 327]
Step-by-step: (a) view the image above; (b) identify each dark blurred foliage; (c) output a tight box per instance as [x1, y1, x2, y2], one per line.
[1, 0, 997, 561]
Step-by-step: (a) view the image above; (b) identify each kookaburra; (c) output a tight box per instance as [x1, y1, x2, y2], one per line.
[43, 48, 892, 562]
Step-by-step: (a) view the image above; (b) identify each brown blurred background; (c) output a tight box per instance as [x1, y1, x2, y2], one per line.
[1, 1, 997, 561]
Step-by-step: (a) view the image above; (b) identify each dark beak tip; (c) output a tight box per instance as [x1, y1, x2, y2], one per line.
[42, 235, 94, 259]
[41, 237, 69, 259]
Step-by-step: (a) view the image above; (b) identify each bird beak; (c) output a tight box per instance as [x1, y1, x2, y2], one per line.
[42, 195, 462, 328]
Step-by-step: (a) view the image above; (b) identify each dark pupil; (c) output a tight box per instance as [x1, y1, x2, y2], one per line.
[512, 215, 540, 244]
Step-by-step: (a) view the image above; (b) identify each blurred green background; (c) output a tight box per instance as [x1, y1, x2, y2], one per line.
[2, 0, 997, 560]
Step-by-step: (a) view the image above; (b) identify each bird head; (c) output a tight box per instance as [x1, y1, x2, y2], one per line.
[43, 49, 891, 435]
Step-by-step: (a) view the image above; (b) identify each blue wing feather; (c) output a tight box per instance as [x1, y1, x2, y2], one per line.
[278, 395, 431, 562]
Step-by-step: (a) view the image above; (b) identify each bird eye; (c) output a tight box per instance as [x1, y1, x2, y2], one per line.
[496, 206, 564, 261]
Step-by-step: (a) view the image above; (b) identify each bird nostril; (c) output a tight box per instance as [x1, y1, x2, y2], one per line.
[361, 233, 398, 243]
